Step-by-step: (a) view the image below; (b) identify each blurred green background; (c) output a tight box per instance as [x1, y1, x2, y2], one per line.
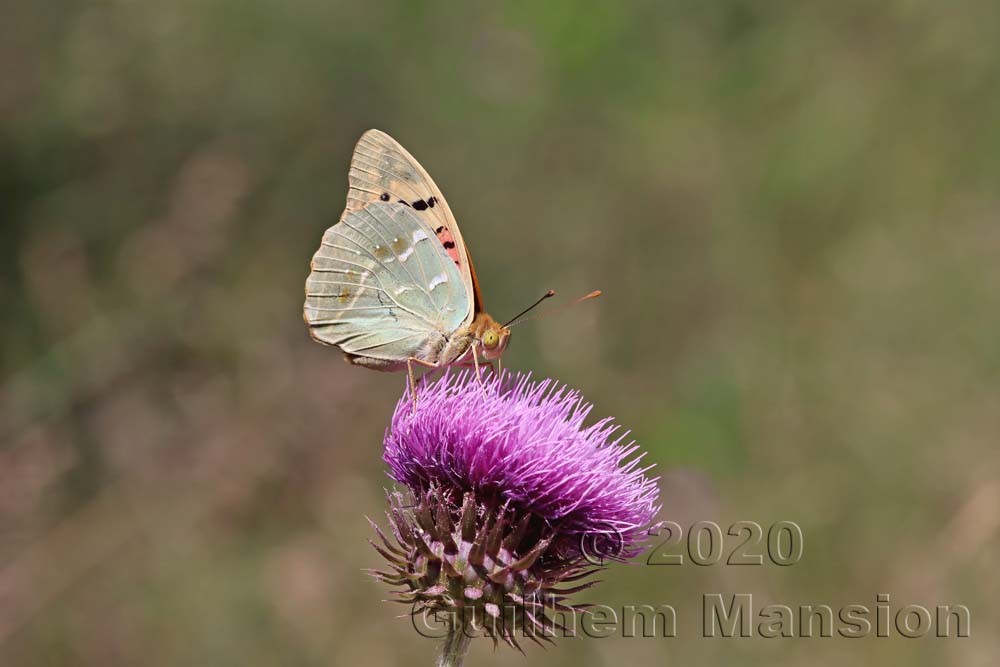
[2, 1, 998, 665]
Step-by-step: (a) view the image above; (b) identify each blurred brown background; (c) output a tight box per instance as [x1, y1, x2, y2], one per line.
[2, 1, 998, 665]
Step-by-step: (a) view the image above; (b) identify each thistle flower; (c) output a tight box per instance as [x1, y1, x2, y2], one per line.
[369, 371, 661, 665]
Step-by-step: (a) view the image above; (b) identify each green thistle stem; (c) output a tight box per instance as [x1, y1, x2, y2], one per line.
[436, 615, 472, 667]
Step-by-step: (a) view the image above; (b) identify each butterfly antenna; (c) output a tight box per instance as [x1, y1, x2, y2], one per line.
[506, 290, 602, 328]
[503, 290, 556, 327]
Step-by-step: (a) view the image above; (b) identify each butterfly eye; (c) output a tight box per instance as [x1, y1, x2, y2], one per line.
[482, 330, 499, 349]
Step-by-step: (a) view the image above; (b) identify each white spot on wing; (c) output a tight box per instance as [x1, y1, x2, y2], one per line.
[398, 246, 414, 262]
[412, 229, 429, 243]
[429, 273, 448, 290]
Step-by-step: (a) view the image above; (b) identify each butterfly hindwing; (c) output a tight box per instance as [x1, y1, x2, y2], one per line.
[304, 202, 470, 362]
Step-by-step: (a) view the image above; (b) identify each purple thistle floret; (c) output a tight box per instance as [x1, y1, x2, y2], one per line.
[384, 371, 661, 557]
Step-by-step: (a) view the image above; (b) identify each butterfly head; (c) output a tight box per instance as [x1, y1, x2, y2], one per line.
[480, 323, 511, 360]
[471, 313, 510, 361]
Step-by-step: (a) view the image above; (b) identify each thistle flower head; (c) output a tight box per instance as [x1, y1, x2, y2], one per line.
[385, 371, 660, 551]
[370, 371, 661, 650]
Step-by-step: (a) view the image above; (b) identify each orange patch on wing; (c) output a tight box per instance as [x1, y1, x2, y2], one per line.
[435, 226, 461, 267]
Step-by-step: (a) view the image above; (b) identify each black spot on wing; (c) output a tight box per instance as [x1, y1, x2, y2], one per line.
[427, 196, 437, 208]
[435, 226, 445, 233]
[443, 241, 456, 249]
[379, 192, 390, 201]
[397, 199, 411, 207]
[412, 199, 428, 211]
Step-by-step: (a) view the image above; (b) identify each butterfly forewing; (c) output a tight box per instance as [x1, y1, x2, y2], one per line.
[345, 130, 484, 314]
[305, 202, 470, 362]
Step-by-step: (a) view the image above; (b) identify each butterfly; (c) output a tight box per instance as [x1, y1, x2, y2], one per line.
[303, 130, 528, 398]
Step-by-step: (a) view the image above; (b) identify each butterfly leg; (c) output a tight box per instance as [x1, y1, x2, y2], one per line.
[456, 359, 495, 374]
[471, 347, 494, 398]
[407, 357, 438, 413]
